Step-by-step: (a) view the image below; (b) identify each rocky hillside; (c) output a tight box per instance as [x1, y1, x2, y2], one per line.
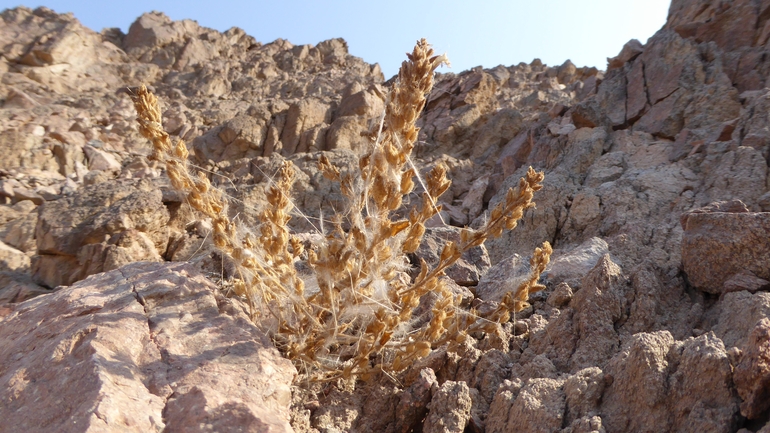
[0, 1, 769, 432]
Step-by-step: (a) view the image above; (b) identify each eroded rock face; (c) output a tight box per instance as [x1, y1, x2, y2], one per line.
[33, 180, 169, 288]
[734, 318, 770, 419]
[486, 377, 566, 433]
[0, 262, 295, 432]
[600, 331, 739, 433]
[2, 2, 770, 432]
[423, 381, 472, 433]
[681, 200, 770, 293]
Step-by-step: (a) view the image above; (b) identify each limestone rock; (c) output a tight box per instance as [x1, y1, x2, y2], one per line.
[0, 211, 37, 252]
[83, 145, 121, 171]
[0, 130, 56, 173]
[335, 86, 384, 119]
[666, 0, 761, 51]
[667, 333, 740, 432]
[193, 110, 274, 163]
[3, 4, 770, 431]
[325, 115, 366, 151]
[547, 282, 574, 308]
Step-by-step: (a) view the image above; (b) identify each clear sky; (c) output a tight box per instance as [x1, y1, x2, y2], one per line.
[1, 0, 671, 78]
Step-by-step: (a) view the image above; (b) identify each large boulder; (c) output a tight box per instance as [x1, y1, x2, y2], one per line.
[33, 180, 170, 288]
[0, 262, 295, 432]
[681, 200, 770, 293]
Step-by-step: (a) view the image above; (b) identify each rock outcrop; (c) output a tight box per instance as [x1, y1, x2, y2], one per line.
[681, 199, 770, 293]
[1, 1, 770, 432]
[0, 262, 295, 432]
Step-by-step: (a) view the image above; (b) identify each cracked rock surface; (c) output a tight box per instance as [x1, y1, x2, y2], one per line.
[3, 1, 770, 432]
[0, 262, 295, 432]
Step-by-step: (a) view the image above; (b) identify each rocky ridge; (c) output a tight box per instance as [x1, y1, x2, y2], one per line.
[0, 1, 769, 432]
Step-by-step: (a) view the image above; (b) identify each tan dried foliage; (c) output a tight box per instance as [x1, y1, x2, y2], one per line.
[132, 39, 551, 381]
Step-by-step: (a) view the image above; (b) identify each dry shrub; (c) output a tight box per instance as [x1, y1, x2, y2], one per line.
[132, 39, 551, 381]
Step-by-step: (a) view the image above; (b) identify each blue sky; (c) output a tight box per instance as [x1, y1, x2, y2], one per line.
[1, 1, 671, 78]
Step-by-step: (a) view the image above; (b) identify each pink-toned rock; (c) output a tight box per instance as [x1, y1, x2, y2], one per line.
[5, 4, 770, 431]
[736, 88, 770, 154]
[723, 270, 770, 293]
[0, 271, 48, 304]
[461, 174, 489, 221]
[0, 130, 57, 173]
[570, 98, 612, 129]
[715, 291, 770, 350]
[681, 200, 770, 294]
[472, 108, 524, 160]
[474, 252, 531, 305]
[734, 318, 770, 419]
[607, 39, 644, 71]
[423, 381, 472, 433]
[486, 378, 566, 433]
[49, 130, 87, 147]
[556, 59, 577, 85]
[634, 88, 689, 139]
[625, 59, 647, 122]
[595, 67, 627, 127]
[634, 30, 698, 110]
[570, 255, 626, 371]
[546, 237, 610, 289]
[498, 130, 534, 177]
[667, 0, 759, 51]
[218, 110, 272, 159]
[601, 331, 675, 432]
[123, 11, 185, 60]
[601, 331, 739, 432]
[395, 368, 438, 433]
[563, 367, 604, 425]
[667, 332, 741, 432]
[19, 21, 99, 68]
[0, 180, 18, 199]
[0, 262, 295, 432]
[325, 116, 365, 151]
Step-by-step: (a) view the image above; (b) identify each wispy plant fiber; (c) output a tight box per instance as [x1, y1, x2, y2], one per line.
[133, 39, 550, 381]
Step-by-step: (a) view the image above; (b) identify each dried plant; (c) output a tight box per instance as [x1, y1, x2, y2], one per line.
[132, 38, 551, 381]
